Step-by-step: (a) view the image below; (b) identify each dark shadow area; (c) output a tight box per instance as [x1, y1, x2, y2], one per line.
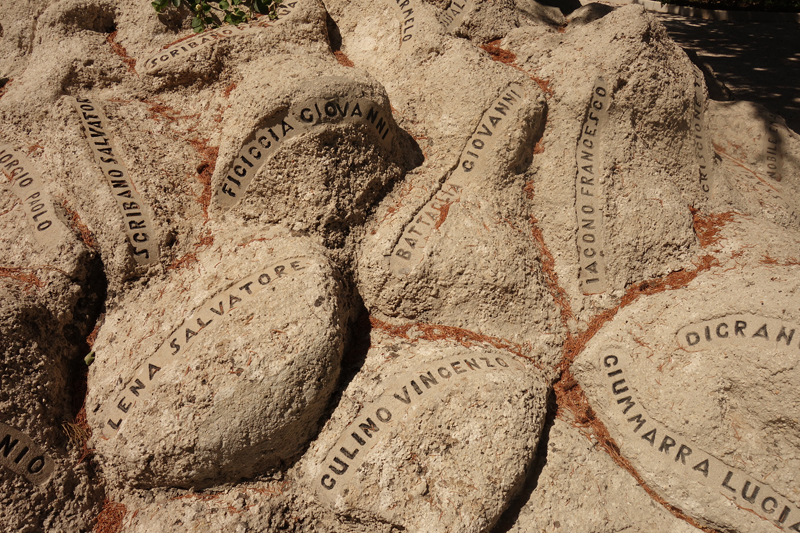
[656, 13, 800, 132]
[489, 388, 558, 533]
[325, 12, 343, 52]
[67, 252, 108, 423]
[336, 302, 373, 388]
[538, 0, 585, 15]
[652, 0, 800, 12]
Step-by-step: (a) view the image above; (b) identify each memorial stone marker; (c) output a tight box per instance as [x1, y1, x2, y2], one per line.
[764, 112, 786, 182]
[575, 270, 800, 532]
[575, 77, 609, 294]
[678, 314, 800, 352]
[98, 256, 315, 438]
[441, 0, 471, 31]
[305, 337, 548, 533]
[0, 422, 54, 485]
[598, 350, 800, 532]
[215, 94, 396, 208]
[0, 145, 68, 248]
[1, 0, 800, 531]
[315, 354, 527, 499]
[388, 0, 419, 47]
[87, 230, 349, 488]
[70, 97, 159, 265]
[691, 65, 713, 197]
[390, 82, 527, 274]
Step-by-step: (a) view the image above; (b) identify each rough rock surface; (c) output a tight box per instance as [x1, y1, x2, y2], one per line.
[574, 262, 800, 533]
[86, 227, 350, 489]
[503, 415, 704, 533]
[0, 0, 799, 531]
[302, 332, 548, 533]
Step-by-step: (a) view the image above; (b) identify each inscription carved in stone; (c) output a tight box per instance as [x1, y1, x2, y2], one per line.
[143, 1, 300, 73]
[0, 145, 67, 247]
[216, 96, 396, 208]
[70, 97, 159, 265]
[441, 0, 470, 31]
[388, 0, 417, 48]
[390, 83, 525, 275]
[576, 78, 609, 294]
[764, 113, 785, 182]
[718, 152, 796, 222]
[600, 350, 800, 532]
[677, 314, 799, 352]
[0, 422, 54, 485]
[99, 257, 311, 438]
[691, 65, 713, 196]
[315, 355, 525, 501]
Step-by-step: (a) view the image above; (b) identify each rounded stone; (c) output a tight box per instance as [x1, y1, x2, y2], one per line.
[87, 224, 350, 489]
[304, 333, 548, 533]
[574, 266, 800, 533]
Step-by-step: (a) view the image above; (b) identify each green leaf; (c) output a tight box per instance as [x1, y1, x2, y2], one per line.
[151, 0, 285, 30]
[84, 351, 95, 366]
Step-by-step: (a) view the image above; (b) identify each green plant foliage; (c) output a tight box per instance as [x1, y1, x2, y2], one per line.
[151, 0, 283, 32]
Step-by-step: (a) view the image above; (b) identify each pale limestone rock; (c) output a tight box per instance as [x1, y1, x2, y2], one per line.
[301, 332, 548, 533]
[503, 416, 704, 533]
[0, 143, 104, 532]
[86, 226, 350, 489]
[0, 0, 799, 531]
[574, 260, 800, 532]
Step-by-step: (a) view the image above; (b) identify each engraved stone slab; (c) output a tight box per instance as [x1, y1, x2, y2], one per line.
[678, 314, 800, 353]
[143, 1, 302, 73]
[441, 0, 471, 31]
[314, 354, 525, 501]
[0, 422, 54, 485]
[599, 350, 800, 531]
[70, 97, 159, 265]
[707, 99, 799, 229]
[718, 150, 799, 226]
[691, 65, 713, 197]
[388, 0, 419, 49]
[2, 0, 800, 530]
[0, 145, 67, 248]
[87, 230, 348, 488]
[216, 94, 396, 209]
[574, 267, 800, 532]
[390, 83, 526, 275]
[764, 112, 786, 182]
[576, 78, 609, 294]
[98, 256, 313, 439]
[305, 338, 547, 533]
[497, 8, 709, 309]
